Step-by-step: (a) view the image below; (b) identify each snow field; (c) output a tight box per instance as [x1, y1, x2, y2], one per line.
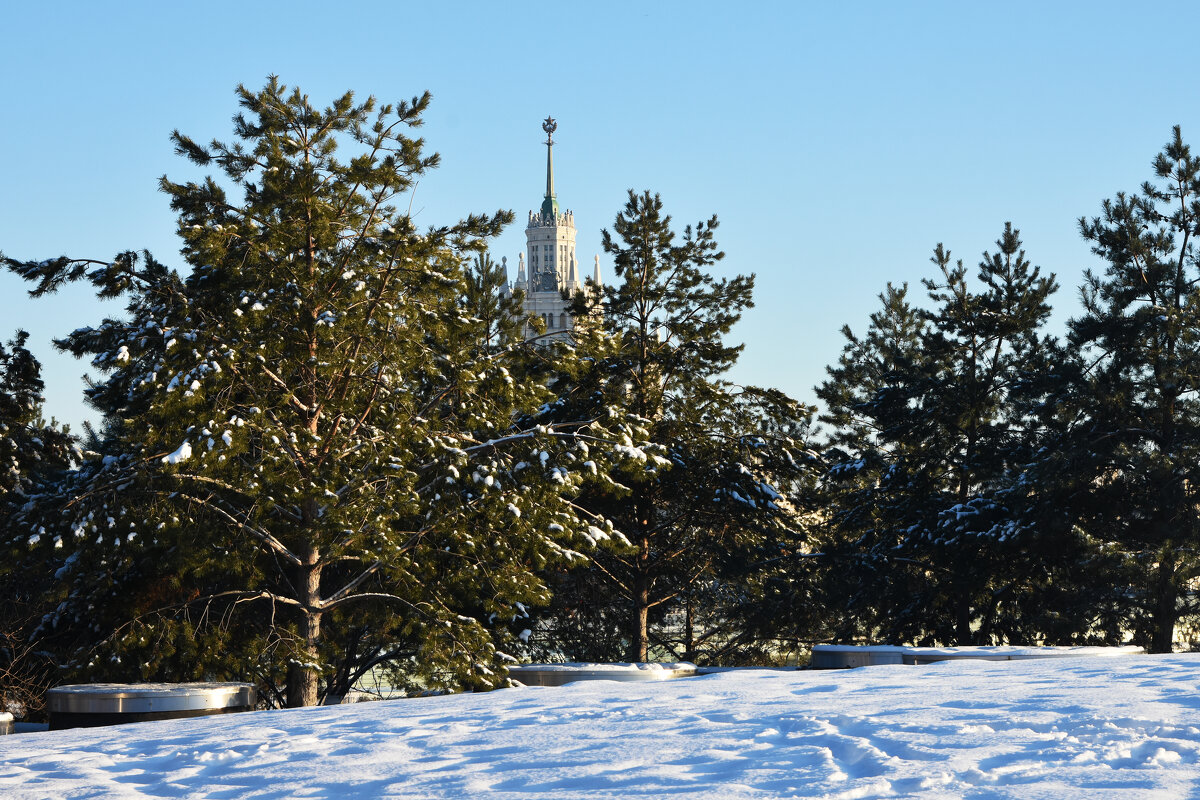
[3, 655, 1200, 798]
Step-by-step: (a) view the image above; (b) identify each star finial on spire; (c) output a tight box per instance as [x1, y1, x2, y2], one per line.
[541, 117, 559, 214]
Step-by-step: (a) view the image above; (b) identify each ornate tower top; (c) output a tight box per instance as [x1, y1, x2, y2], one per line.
[518, 116, 588, 341]
[541, 116, 559, 219]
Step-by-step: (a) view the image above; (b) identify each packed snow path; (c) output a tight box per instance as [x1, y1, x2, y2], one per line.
[4, 655, 1200, 798]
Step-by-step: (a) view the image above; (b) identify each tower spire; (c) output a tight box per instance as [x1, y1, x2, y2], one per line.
[541, 116, 559, 218]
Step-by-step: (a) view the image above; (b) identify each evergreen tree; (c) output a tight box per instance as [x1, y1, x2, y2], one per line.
[538, 190, 815, 664]
[0, 331, 75, 501]
[0, 331, 75, 719]
[4, 79, 610, 705]
[1066, 126, 1200, 652]
[463, 252, 525, 354]
[816, 283, 929, 641]
[818, 226, 1064, 645]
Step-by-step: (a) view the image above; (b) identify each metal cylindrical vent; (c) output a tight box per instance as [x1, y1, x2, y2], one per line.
[47, 683, 256, 730]
[508, 664, 697, 687]
[810, 646, 906, 669]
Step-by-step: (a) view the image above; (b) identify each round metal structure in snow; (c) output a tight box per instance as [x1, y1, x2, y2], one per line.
[508, 663, 697, 687]
[47, 683, 256, 730]
[809, 645, 1144, 669]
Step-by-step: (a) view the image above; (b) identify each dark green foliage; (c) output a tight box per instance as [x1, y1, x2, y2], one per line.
[533, 191, 817, 665]
[1064, 126, 1200, 652]
[463, 253, 526, 354]
[0, 331, 76, 498]
[818, 225, 1076, 645]
[0, 331, 75, 720]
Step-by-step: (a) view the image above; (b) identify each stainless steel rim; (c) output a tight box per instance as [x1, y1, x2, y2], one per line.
[47, 683, 256, 714]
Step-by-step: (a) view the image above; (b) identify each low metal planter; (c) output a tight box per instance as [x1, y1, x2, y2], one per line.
[47, 683, 256, 730]
[810, 646, 906, 669]
[810, 644, 1144, 669]
[508, 662, 697, 687]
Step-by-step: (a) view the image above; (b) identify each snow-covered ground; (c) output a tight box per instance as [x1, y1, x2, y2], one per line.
[5, 655, 1200, 798]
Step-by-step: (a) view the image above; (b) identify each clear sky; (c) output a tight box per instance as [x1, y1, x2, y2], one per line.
[3, 1, 1199, 432]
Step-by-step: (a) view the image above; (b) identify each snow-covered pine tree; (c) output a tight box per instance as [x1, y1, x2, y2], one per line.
[818, 226, 1064, 645]
[667, 384, 823, 664]
[538, 190, 815, 664]
[463, 253, 524, 354]
[0, 330, 75, 719]
[1066, 127, 1200, 652]
[4, 79, 609, 706]
[0, 330, 76, 502]
[815, 282, 929, 642]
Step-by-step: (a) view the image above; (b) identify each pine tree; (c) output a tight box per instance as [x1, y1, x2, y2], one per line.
[0, 331, 75, 720]
[0, 331, 75, 501]
[816, 283, 929, 641]
[1066, 126, 1200, 652]
[818, 226, 1063, 645]
[539, 190, 815, 664]
[463, 252, 526, 354]
[4, 79, 609, 705]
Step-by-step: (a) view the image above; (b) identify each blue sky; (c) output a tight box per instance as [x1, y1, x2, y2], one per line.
[3, 1, 1199, 432]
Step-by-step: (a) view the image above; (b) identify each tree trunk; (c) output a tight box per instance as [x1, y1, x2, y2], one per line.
[684, 596, 695, 662]
[632, 567, 649, 663]
[954, 568, 973, 646]
[1150, 549, 1178, 654]
[955, 597, 972, 646]
[630, 533, 651, 663]
[287, 548, 323, 707]
[287, 611, 322, 707]
[630, 485, 652, 663]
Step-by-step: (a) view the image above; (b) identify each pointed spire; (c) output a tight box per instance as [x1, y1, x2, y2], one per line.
[568, 254, 576, 284]
[540, 117, 559, 219]
[517, 252, 526, 284]
[593, 254, 602, 286]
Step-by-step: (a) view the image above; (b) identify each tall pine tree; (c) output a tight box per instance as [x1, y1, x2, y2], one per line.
[4, 79, 612, 705]
[1066, 126, 1200, 652]
[819, 225, 1062, 645]
[0, 331, 75, 719]
[537, 191, 814, 664]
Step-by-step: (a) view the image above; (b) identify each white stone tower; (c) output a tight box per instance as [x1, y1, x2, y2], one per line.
[513, 117, 599, 340]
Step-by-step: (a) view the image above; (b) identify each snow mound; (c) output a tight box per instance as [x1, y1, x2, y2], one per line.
[4, 655, 1200, 798]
